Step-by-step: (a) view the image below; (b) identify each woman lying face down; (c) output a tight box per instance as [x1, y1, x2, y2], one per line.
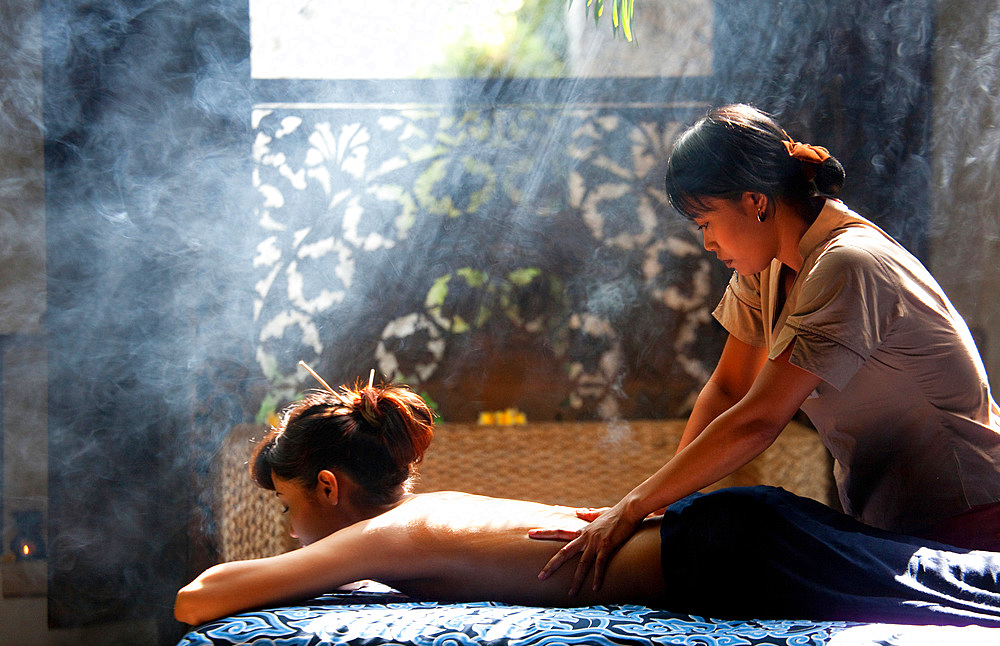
[175, 378, 1000, 628]
[174, 380, 666, 626]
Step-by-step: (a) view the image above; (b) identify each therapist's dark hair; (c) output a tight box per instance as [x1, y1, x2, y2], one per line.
[664, 104, 845, 220]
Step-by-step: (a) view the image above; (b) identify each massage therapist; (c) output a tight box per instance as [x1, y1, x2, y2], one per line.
[533, 104, 1000, 595]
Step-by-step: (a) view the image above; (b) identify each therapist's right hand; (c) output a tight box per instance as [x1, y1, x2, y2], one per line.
[530, 498, 642, 597]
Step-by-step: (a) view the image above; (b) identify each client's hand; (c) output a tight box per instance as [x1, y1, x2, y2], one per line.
[528, 501, 641, 596]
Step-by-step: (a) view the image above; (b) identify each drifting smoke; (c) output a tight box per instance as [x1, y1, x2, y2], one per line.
[928, 0, 1000, 371]
[40, 0, 258, 635]
[2, 0, 998, 643]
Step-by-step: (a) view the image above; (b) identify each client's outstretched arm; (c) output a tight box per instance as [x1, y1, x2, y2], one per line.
[175, 522, 410, 626]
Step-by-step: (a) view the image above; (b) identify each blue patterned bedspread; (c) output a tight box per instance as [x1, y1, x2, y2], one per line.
[178, 591, 1000, 645]
[178, 591, 858, 646]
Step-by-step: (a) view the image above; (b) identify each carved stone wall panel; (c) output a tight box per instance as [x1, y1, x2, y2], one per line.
[251, 103, 728, 421]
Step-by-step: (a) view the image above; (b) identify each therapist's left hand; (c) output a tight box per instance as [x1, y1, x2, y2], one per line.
[528, 500, 642, 596]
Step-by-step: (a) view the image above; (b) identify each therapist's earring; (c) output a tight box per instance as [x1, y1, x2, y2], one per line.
[757, 208, 766, 222]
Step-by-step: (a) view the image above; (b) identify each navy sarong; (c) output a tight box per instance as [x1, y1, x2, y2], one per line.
[658, 486, 1000, 625]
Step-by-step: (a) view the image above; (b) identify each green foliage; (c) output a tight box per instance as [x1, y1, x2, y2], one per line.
[426, 0, 636, 78]
[426, 0, 569, 78]
[579, 0, 634, 42]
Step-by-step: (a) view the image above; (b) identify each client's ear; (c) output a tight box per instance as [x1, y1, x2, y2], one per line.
[316, 469, 339, 506]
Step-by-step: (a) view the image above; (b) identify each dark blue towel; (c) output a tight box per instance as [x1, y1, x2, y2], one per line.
[658, 486, 1000, 625]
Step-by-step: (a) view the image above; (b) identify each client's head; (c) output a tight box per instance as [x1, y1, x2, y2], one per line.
[250, 380, 434, 542]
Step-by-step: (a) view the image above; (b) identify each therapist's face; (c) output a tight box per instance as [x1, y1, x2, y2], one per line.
[691, 193, 777, 276]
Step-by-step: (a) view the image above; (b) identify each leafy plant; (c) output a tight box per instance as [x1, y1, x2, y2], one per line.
[425, 0, 636, 78]
[578, 0, 634, 42]
[426, 0, 569, 78]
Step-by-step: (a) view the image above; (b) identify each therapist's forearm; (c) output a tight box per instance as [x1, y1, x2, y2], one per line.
[676, 380, 743, 453]
[635, 341, 819, 521]
[622, 411, 784, 521]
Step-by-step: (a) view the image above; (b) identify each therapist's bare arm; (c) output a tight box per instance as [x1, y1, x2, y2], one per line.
[535, 342, 822, 595]
[621, 342, 819, 515]
[676, 335, 769, 453]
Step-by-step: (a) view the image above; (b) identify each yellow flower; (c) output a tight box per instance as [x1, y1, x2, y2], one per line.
[478, 408, 528, 425]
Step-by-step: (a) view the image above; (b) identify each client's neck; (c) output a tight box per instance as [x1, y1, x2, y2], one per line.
[339, 481, 411, 526]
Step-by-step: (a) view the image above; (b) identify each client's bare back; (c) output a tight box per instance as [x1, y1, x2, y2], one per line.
[377, 491, 665, 607]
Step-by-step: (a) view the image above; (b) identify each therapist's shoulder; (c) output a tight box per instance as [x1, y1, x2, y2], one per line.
[808, 227, 901, 287]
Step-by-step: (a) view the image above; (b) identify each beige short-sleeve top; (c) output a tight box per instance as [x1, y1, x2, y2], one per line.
[714, 199, 1000, 533]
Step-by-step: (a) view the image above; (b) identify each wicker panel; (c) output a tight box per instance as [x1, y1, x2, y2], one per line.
[215, 424, 297, 562]
[415, 420, 835, 508]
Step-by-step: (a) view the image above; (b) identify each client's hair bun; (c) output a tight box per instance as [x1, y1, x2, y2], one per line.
[342, 381, 433, 473]
[358, 386, 382, 427]
[251, 380, 435, 506]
